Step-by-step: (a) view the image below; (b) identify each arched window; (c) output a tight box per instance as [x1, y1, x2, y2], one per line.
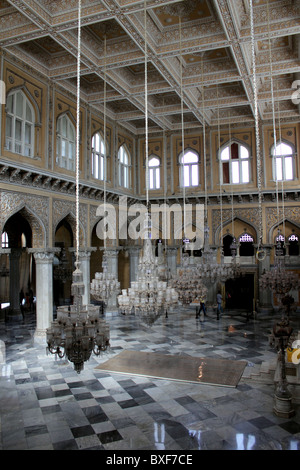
[272, 141, 294, 181]
[239, 233, 254, 256]
[1, 232, 9, 248]
[5, 89, 35, 157]
[148, 156, 161, 190]
[220, 141, 250, 184]
[288, 233, 299, 256]
[56, 114, 75, 171]
[180, 150, 199, 187]
[91, 132, 106, 180]
[118, 145, 130, 188]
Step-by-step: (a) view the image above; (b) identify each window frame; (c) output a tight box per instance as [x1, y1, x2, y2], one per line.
[56, 114, 76, 171]
[91, 131, 106, 181]
[219, 140, 251, 185]
[118, 144, 130, 189]
[271, 141, 295, 182]
[5, 89, 35, 157]
[148, 155, 161, 190]
[179, 149, 200, 188]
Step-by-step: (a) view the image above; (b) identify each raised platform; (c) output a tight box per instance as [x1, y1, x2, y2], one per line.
[96, 350, 247, 388]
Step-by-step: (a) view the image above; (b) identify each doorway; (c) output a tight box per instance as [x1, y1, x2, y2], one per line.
[225, 273, 254, 311]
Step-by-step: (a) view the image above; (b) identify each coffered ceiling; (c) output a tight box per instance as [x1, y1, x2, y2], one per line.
[1, 0, 300, 135]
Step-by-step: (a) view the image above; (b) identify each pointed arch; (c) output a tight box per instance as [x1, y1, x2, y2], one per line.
[2, 204, 46, 249]
[54, 212, 85, 248]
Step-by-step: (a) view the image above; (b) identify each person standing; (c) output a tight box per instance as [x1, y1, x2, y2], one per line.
[216, 291, 223, 320]
[196, 294, 206, 318]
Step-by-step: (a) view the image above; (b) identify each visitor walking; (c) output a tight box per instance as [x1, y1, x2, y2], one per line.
[216, 291, 223, 320]
[196, 294, 206, 318]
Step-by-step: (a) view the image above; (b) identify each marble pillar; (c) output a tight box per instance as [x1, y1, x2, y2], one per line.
[28, 248, 58, 340]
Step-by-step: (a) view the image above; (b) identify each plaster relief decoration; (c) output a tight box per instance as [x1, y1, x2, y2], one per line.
[266, 207, 300, 238]
[0, 190, 48, 248]
[212, 207, 259, 244]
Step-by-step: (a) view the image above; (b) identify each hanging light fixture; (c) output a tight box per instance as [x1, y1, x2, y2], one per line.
[165, 9, 208, 304]
[259, 0, 299, 308]
[117, 0, 178, 325]
[46, 0, 110, 373]
[249, 0, 297, 418]
[196, 56, 239, 287]
[90, 31, 120, 306]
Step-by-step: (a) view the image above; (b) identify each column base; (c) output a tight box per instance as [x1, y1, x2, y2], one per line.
[273, 394, 295, 418]
[34, 329, 47, 343]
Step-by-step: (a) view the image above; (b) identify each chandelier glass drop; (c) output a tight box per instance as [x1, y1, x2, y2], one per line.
[46, 0, 110, 373]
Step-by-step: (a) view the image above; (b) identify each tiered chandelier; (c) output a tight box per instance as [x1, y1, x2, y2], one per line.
[90, 30, 120, 306]
[117, 2, 178, 325]
[90, 252, 120, 303]
[46, 0, 110, 373]
[118, 233, 178, 325]
[47, 262, 110, 374]
[260, 231, 299, 306]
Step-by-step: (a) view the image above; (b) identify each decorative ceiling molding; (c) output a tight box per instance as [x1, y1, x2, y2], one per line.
[1, 0, 299, 133]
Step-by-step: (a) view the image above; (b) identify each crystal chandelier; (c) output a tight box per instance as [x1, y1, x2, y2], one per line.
[118, 224, 178, 326]
[260, 250, 299, 307]
[169, 255, 207, 305]
[90, 252, 120, 303]
[90, 31, 120, 306]
[47, 262, 110, 373]
[46, 0, 110, 373]
[117, 4, 178, 325]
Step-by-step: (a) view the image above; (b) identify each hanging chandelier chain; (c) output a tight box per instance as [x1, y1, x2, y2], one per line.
[267, 0, 280, 231]
[217, 84, 223, 250]
[144, 0, 149, 214]
[179, 15, 186, 240]
[103, 34, 107, 250]
[75, 0, 82, 263]
[250, 0, 263, 248]
[201, 55, 207, 222]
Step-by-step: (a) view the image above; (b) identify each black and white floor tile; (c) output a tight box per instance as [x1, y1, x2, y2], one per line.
[0, 306, 300, 451]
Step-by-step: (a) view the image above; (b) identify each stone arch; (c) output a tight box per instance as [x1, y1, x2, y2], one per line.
[54, 212, 85, 248]
[1, 203, 47, 249]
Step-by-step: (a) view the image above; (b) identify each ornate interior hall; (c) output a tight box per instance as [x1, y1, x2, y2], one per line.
[0, 0, 300, 452]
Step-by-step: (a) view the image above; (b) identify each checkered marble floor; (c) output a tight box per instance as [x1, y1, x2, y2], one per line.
[0, 306, 300, 451]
